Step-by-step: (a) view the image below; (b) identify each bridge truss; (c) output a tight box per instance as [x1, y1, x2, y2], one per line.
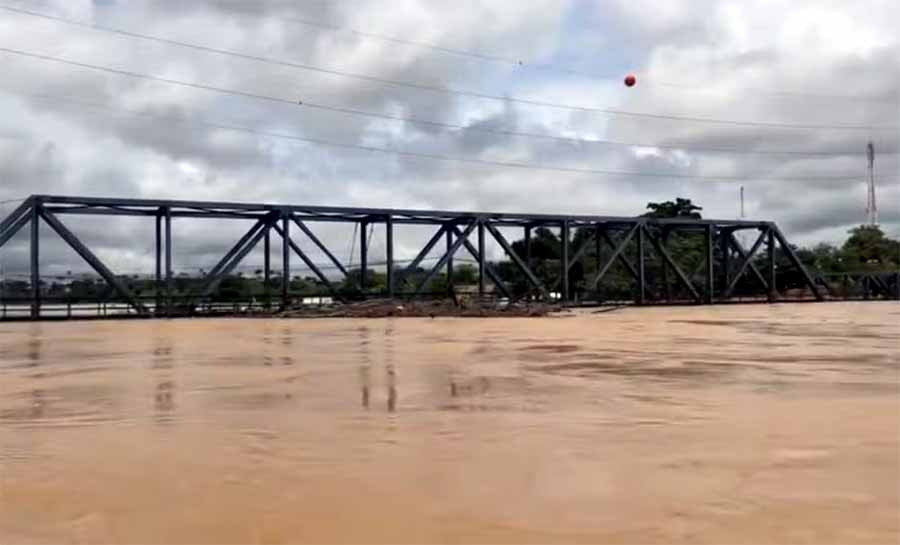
[0, 195, 831, 319]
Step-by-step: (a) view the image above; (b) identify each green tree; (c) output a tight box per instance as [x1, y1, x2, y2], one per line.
[640, 198, 706, 300]
[841, 225, 900, 269]
[452, 264, 478, 284]
[511, 227, 560, 260]
[803, 243, 843, 272]
[643, 198, 703, 219]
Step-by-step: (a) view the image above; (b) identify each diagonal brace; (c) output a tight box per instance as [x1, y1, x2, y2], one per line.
[599, 228, 640, 281]
[644, 226, 701, 302]
[590, 223, 640, 289]
[0, 210, 31, 249]
[40, 209, 148, 315]
[413, 220, 478, 296]
[728, 232, 769, 291]
[550, 230, 598, 290]
[272, 222, 338, 297]
[0, 197, 34, 236]
[722, 229, 768, 299]
[771, 225, 823, 301]
[292, 217, 350, 279]
[202, 221, 270, 297]
[813, 273, 837, 298]
[484, 222, 549, 299]
[869, 274, 891, 296]
[449, 224, 512, 300]
[399, 224, 447, 286]
[199, 218, 267, 294]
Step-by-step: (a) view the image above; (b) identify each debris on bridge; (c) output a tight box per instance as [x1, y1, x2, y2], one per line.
[276, 298, 561, 319]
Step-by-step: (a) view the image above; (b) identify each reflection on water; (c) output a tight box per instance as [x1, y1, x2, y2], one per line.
[152, 333, 175, 425]
[26, 337, 41, 367]
[360, 365, 371, 409]
[154, 380, 175, 422]
[280, 326, 294, 367]
[386, 364, 397, 413]
[0, 302, 898, 544]
[359, 325, 371, 410]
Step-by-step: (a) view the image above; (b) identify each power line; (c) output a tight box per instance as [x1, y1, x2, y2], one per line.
[303, 100, 900, 156]
[2, 51, 891, 160]
[202, 0, 897, 104]
[211, 1, 522, 66]
[1, 5, 896, 132]
[3, 87, 890, 184]
[0, 47, 896, 165]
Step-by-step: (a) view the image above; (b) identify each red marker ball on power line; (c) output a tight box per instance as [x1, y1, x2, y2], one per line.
[624, 74, 637, 87]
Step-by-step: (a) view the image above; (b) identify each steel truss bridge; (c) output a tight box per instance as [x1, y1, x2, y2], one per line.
[1, 194, 890, 320]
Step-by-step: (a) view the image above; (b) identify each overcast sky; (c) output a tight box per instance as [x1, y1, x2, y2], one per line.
[0, 0, 898, 276]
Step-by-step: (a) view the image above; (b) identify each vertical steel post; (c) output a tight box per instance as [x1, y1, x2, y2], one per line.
[360, 221, 368, 293]
[281, 214, 290, 308]
[524, 226, 532, 267]
[385, 216, 394, 298]
[155, 212, 162, 316]
[636, 223, 645, 305]
[705, 225, 714, 304]
[594, 224, 603, 302]
[264, 221, 271, 309]
[446, 226, 454, 294]
[561, 220, 569, 302]
[524, 225, 532, 301]
[30, 201, 40, 320]
[771, 225, 822, 301]
[164, 207, 172, 317]
[720, 228, 730, 298]
[767, 227, 777, 302]
[662, 230, 672, 302]
[478, 221, 485, 297]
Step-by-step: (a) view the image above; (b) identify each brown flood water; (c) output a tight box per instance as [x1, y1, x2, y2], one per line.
[1, 302, 899, 544]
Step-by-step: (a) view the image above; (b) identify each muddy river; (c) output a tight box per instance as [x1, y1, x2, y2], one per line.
[1, 302, 898, 543]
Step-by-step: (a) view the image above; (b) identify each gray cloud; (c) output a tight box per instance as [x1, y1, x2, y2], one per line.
[0, 0, 898, 277]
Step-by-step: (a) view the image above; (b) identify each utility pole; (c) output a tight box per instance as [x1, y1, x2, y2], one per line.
[866, 141, 877, 226]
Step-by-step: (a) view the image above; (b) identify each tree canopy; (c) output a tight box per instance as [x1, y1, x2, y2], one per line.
[841, 225, 900, 268]
[643, 198, 703, 219]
